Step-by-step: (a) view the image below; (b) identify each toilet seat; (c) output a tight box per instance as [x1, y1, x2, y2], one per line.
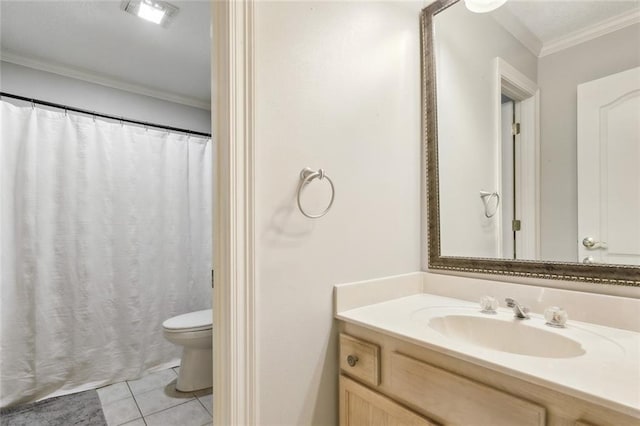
[162, 309, 212, 333]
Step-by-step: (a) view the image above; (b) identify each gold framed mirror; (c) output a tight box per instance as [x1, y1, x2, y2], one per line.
[422, 0, 640, 285]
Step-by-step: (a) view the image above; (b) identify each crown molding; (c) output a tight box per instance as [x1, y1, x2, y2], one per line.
[0, 50, 211, 110]
[492, 8, 640, 59]
[491, 8, 542, 57]
[539, 9, 640, 58]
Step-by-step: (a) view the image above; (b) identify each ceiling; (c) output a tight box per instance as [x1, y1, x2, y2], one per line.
[3, 1, 635, 107]
[504, 0, 639, 43]
[1, 0, 211, 109]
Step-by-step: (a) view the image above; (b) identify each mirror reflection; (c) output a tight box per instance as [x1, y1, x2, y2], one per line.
[434, 0, 640, 266]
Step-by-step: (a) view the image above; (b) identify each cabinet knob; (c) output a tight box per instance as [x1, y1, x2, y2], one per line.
[347, 355, 359, 367]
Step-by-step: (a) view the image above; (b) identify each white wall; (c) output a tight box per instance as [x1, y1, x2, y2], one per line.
[537, 24, 640, 262]
[435, 4, 537, 258]
[0, 61, 211, 134]
[253, 2, 424, 424]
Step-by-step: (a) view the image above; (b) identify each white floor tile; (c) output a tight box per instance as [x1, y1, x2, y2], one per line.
[192, 388, 211, 397]
[194, 389, 212, 416]
[144, 400, 211, 426]
[121, 419, 146, 426]
[101, 396, 142, 426]
[127, 369, 178, 395]
[97, 382, 132, 405]
[135, 383, 194, 416]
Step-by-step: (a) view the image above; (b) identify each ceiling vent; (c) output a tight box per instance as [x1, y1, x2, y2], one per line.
[121, 0, 179, 27]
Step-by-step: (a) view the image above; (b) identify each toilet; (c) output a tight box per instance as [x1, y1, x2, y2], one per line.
[162, 309, 213, 392]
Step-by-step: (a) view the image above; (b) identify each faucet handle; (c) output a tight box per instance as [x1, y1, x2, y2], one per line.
[544, 307, 568, 328]
[479, 296, 498, 314]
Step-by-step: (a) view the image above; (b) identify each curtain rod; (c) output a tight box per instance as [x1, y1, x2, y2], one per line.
[0, 92, 212, 138]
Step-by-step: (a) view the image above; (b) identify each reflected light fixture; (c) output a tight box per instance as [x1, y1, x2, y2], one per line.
[122, 0, 179, 26]
[464, 0, 508, 13]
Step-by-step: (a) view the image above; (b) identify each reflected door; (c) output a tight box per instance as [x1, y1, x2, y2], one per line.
[500, 93, 537, 261]
[577, 66, 640, 265]
[501, 99, 515, 259]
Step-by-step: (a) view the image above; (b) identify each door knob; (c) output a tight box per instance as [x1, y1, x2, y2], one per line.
[582, 237, 607, 249]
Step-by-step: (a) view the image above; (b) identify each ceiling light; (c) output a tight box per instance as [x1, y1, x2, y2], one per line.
[121, 0, 179, 27]
[464, 0, 508, 13]
[138, 1, 165, 24]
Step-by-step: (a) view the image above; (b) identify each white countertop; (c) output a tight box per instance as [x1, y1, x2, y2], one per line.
[336, 293, 640, 418]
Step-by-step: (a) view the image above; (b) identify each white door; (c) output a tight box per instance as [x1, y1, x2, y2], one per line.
[501, 100, 514, 259]
[515, 96, 538, 261]
[500, 96, 538, 261]
[577, 66, 640, 265]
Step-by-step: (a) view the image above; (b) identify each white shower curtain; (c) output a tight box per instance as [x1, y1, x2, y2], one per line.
[0, 101, 212, 408]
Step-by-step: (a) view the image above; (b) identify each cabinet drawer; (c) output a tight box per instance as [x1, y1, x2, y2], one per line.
[389, 352, 546, 426]
[339, 333, 380, 387]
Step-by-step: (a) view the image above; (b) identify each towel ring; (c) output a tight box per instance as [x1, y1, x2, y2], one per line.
[480, 190, 500, 218]
[297, 167, 335, 219]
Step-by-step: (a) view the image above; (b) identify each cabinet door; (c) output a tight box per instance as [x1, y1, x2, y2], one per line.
[340, 375, 438, 426]
[389, 352, 546, 426]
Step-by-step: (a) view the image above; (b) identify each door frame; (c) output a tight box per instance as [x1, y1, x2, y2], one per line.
[494, 57, 540, 260]
[212, 1, 257, 425]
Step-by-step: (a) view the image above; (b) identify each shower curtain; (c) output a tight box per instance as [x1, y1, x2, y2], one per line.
[0, 101, 212, 408]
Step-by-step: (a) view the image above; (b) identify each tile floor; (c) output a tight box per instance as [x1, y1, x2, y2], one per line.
[97, 367, 212, 426]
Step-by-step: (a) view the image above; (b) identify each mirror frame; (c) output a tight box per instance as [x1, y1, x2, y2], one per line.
[422, 0, 640, 286]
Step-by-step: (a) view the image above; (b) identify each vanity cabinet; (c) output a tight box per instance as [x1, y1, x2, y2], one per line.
[340, 375, 437, 426]
[339, 334, 380, 387]
[338, 324, 639, 426]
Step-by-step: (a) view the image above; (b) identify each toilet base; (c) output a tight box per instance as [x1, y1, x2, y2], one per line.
[176, 347, 213, 392]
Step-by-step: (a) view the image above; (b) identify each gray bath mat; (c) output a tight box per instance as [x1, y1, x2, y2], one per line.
[0, 389, 107, 426]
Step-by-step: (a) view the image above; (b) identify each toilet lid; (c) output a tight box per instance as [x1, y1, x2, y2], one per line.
[163, 309, 212, 332]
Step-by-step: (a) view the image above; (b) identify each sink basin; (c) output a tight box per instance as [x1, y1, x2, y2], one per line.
[428, 315, 586, 358]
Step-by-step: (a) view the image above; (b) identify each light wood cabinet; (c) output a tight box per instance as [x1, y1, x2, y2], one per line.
[340, 375, 438, 426]
[338, 323, 639, 426]
[389, 352, 545, 426]
[340, 333, 381, 387]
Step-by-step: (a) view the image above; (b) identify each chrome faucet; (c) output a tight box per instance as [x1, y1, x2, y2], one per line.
[505, 298, 530, 319]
